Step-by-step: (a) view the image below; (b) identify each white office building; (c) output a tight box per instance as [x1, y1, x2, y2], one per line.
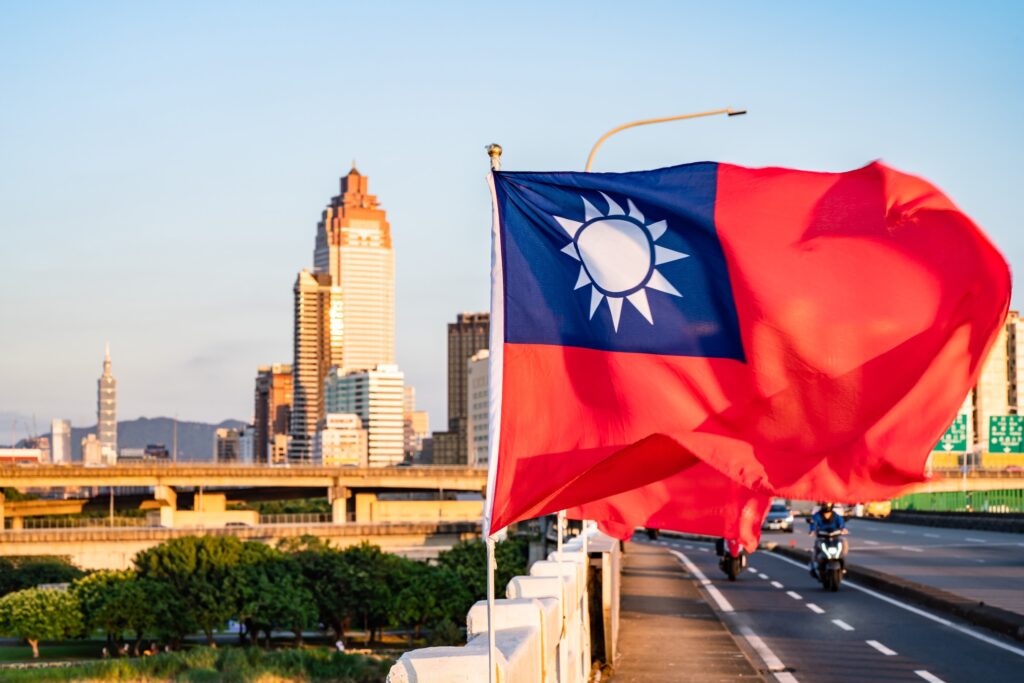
[324, 364, 404, 467]
[466, 350, 490, 467]
[50, 418, 71, 464]
[314, 413, 368, 467]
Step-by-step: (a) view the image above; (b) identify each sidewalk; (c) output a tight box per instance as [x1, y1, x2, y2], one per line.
[611, 542, 764, 682]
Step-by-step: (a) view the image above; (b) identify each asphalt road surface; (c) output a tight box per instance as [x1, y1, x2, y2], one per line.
[637, 534, 1024, 683]
[766, 518, 1024, 615]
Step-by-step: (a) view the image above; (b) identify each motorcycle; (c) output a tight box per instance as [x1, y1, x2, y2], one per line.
[813, 529, 846, 591]
[715, 538, 747, 581]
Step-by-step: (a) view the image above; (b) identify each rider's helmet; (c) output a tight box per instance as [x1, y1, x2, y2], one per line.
[820, 502, 834, 515]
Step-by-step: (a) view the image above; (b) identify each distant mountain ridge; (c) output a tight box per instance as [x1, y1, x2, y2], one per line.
[46, 417, 247, 462]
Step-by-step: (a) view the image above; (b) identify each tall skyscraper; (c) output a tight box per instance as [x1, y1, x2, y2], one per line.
[213, 428, 241, 463]
[97, 343, 117, 461]
[314, 413, 368, 467]
[324, 364, 404, 467]
[288, 270, 343, 462]
[50, 418, 71, 464]
[254, 364, 293, 464]
[313, 165, 395, 372]
[432, 312, 489, 465]
[403, 386, 430, 460]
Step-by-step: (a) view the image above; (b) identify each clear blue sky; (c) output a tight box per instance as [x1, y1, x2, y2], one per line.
[1, 1, 1021, 437]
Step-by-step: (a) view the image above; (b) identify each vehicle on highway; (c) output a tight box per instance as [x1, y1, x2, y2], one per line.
[813, 528, 847, 591]
[762, 502, 795, 532]
[645, 527, 660, 540]
[862, 500, 892, 518]
[715, 538, 747, 581]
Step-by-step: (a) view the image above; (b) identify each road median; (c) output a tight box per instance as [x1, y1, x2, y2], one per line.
[764, 542, 1024, 643]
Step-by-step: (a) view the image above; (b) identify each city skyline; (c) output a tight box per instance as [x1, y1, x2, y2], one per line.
[2, 3, 1022, 435]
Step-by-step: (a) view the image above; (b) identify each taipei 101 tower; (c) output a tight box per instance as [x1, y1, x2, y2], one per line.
[97, 343, 117, 463]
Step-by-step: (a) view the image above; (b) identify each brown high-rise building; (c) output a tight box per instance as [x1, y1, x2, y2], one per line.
[432, 312, 489, 465]
[254, 364, 293, 464]
[288, 270, 344, 462]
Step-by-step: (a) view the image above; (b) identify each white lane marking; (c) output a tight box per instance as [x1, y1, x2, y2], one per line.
[786, 591, 803, 600]
[774, 673, 799, 683]
[976, 559, 986, 564]
[763, 552, 1024, 658]
[685, 545, 694, 550]
[758, 573, 769, 580]
[891, 530, 907, 535]
[924, 533, 940, 538]
[657, 541, 667, 545]
[806, 603, 825, 614]
[965, 537, 987, 543]
[863, 540, 879, 545]
[866, 640, 897, 656]
[900, 546, 924, 552]
[914, 671, 946, 683]
[832, 619, 854, 631]
[770, 581, 784, 589]
[739, 625, 789, 673]
[667, 549, 733, 613]
[747, 567, 759, 574]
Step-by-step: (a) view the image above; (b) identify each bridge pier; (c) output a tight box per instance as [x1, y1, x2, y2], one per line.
[154, 485, 177, 528]
[0, 490, 4, 529]
[329, 485, 351, 524]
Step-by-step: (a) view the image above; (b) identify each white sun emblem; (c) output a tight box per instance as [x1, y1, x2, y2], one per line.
[554, 193, 687, 331]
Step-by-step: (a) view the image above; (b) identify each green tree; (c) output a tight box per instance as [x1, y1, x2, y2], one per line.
[73, 570, 168, 654]
[134, 536, 244, 646]
[0, 556, 86, 598]
[292, 546, 356, 641]
[341, 543, 408, 644]
[436, 538, 528, 603]
[0, 587, 83, 658]
[229, 543, 317, 647]
[394, 563, 471, 643]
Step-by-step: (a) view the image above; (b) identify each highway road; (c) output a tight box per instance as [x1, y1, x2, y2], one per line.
[636, 534, 1024, 683]
[774, 518, 1024, 615]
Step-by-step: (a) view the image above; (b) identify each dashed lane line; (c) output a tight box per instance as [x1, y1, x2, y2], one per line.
[770, 581, 784, 589]
[914, 671, 947, 683]
[758, 573, 769, 580]
[924, 533, 940, 538]
[900, 546, 924, 553]
[866, 640, 897, 656]
[786, 591, 802, 600]
[965, 537, 987, 543]
[739, 625, 791, 675]
[762, 551, 1024, 658]
[832, 619, 855, 631]
[806, 603, 825, 614]
[667, 549, 734, 613]
[863, 540, 879, 545]
[748, 567, 759, 574]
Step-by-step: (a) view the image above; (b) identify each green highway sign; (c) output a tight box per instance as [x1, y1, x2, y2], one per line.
[935, 414, 968, 453]
[989, 415, 1024, 453]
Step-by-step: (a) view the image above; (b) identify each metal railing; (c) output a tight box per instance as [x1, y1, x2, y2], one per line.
[258, 513, 333, 525]
[15, 517, 150, 530]
[892, 488, 1024, 513]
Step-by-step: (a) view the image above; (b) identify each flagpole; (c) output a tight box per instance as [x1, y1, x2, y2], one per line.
[584, 107, 747, 172]
[485, 142, 502, 683]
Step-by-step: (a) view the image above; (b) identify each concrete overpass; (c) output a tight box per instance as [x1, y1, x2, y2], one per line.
[0, 520, 482, 570]
[0, 464, 488, 528]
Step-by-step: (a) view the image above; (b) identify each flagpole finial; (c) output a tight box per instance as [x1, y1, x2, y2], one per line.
[486, 143, 502, 171]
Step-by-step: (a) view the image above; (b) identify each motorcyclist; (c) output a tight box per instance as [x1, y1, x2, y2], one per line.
[808, 502, 848, 577]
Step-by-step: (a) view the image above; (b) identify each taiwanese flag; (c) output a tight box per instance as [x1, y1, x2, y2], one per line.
[483, 161, 1010, 544]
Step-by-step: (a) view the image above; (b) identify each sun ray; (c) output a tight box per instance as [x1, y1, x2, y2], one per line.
[627, 199, 645, 223]
[647, 269, 682, 297]
[626, 289, 653, 324]
[600, 192, 623, 216]
[574, 267, 591, 290]
[589, 288, 605, 319]
[561, 243, 580, 260]
[582, 197, 603, 222]
[647, 220, 667, 240]
[555, 216, 582, 238]
[607, 297, 623, 331]
[655, 245, 688, 265]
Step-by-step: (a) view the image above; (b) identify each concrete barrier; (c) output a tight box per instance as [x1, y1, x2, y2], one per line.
[387, 528, 620, 683]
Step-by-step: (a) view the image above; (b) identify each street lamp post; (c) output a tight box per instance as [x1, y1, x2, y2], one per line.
[585, 107, 747, 172]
